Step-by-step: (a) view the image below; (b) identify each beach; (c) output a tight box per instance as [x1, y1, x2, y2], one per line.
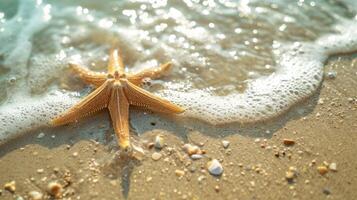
[0, 0, 357, 199]
[0, 54, 356, 199]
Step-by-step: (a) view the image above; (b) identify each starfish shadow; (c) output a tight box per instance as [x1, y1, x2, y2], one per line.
[100, 151, 142, 199]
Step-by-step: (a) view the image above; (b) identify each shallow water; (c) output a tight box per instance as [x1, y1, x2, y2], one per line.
[0, 0, 357, 142]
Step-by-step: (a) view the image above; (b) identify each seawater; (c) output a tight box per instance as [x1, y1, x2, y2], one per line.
[0, 0, 357, 143]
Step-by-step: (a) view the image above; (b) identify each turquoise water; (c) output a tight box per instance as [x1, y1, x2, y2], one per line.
[0, 0, 357, 142]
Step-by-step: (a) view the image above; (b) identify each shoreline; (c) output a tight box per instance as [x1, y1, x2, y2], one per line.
[0, 54, 356, 199]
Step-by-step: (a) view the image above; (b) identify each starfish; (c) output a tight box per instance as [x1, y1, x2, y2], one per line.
[51, 49, 184, 151]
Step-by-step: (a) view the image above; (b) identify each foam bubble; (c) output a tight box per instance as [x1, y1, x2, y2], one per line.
[0, 92, 77, 144]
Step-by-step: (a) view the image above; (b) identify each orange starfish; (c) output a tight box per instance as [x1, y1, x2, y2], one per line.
[51, 49, 184, 151]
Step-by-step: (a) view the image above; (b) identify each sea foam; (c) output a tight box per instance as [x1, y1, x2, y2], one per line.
[0, 0, 357, 144]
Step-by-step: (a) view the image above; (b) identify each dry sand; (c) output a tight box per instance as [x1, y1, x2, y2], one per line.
[0, 54, 356, 200]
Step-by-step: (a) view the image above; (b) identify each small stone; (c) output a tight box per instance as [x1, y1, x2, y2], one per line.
[183, 144, 201, 156]
[283, 139, 295, 146]
[323, 188, 331, 195]
[28, 191, 43, 200]
[329, 163, 337, 172]
[318, 99, 324, 105]
[37, 169, 44, 174]
[37, 132, 45, 139]
[197, 175, 205, 183]
[147, 142, 154, 149]
[326, 71, 337, 79]
[151, 152, 162, 161]
[286, 171, 295, 181]
[72, 152, 78, 157]
[285, 167, 297, 181]
[175, 169, 185, 177]
[222, 140, 230, 148]
[47, 182, 63, 198]
[4, 181, 16, 193]
[207, 159, 223, 176]
[154, 135, 164, 149]
[214, 185, 220, 192]
[16, 196, 24, 200]
[190, 154, 203, 160]
[347, 97, 354, 103]
[146, 177, 152, 182]
[317, 165, 328, 175]
[0, 189, 2, 195]
[189, 166, 196, 173]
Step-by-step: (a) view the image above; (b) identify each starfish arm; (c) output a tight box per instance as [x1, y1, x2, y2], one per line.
[123, 80, 184, 114]
[70, 63, 107, 87]
[108, 86, 130, 150]
[108, 48, 125, 74]
[51, 81, 111, 126]
[127, 62, 172, 85]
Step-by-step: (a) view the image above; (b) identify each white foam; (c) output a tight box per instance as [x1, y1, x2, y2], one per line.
[159, 21, 357, 124]
[0, 92, 77, 144]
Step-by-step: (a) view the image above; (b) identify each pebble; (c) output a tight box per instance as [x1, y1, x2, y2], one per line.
[175, 170, 185, 177]
[323, 188, 331, 195]
[329, 163, 337, 171]
[214, 185, 220, 192]
[190, 154, 203, 160]
[28, 191, 43, 200]
[37, 132, 45, 139]
[207, 159, 223, 176]
[151, 152, 162, 161]
[183, 144, 202, 156]
[147, 142, 154, 149]
[317, 165, 328, 175]
[283, 139, 295, 146]
[0, 189, 2, 195]
[47, 182, 63, 198]
[285, 167, 297, 181]
[189, 166, 196, 173]
[37, 169, 44, 174]
[222, 140, 230, 148]
[197, 175, 206, 183]
[4, 181, 16, 193]
[318, 98, 324, 105]
[326, 71, 337, 79]
[285, 171, 295, 181]
[154, 135, 164, 149]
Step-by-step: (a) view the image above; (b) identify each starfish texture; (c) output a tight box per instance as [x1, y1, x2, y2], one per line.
[51, 49, 184, 150]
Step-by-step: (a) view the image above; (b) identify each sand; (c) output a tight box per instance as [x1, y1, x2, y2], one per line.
[0, 54, 356, 200]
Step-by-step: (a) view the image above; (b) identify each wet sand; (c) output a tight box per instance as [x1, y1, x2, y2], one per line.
[0, 54, 356, 200]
